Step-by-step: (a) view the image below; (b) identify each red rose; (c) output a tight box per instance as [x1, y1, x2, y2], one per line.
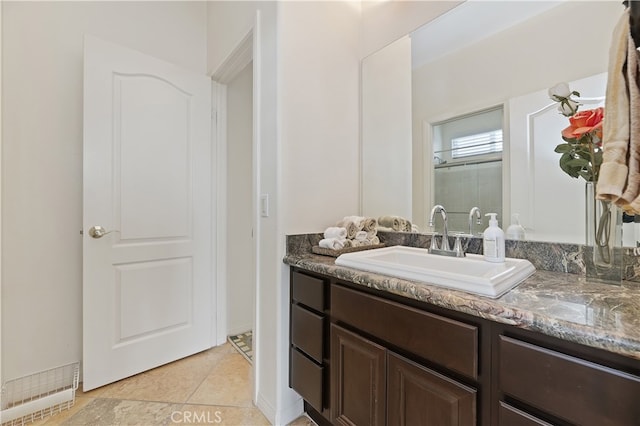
[561, 107, 604, 142]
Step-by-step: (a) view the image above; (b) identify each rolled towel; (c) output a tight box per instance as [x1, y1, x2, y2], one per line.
[324, 226, 347, 240]
[378, 215, 404, 231]
[337, 220, 358, 239]
[367, 236, 380, 245]
[411, 224, 420, 233]
[367, 229, 377, 239]
[340, 215, 366, 229]
[403, 220, 412, 232]
[319, 238, 345, 250]
[361, 217, 377, 233]
[377, 226, 395, 232]
[354, 231, 368, 241]
[343, 239, 354, 248]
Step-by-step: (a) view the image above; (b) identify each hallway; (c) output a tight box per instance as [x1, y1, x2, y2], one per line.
[25, 343, 313, 425]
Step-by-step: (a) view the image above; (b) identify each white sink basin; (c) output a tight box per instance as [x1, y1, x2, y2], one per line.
[335, 245, 535, 298]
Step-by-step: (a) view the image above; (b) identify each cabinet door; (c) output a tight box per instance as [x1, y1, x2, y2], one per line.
[387, 352, 476, 426]
[331, 324, 386, 426]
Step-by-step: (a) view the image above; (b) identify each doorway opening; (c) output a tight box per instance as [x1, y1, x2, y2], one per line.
[225, 60, 255, 362]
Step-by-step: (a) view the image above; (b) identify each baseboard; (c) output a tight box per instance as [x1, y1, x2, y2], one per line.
[276, 397, 304, 425]
[256, 392, 276, 425]
[226, 324, 252, 337]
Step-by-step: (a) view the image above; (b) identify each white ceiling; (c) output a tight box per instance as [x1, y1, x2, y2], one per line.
[411, 0, 564, 69]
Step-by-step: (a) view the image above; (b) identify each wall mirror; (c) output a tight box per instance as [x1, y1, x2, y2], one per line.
[360, 0, 639, 245]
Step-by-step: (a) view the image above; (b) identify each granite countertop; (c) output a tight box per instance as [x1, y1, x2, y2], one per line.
[284, 251, 640, 361]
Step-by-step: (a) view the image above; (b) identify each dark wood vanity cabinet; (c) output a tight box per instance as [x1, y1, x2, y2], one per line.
[494, 329, 640, 426]
[289, 269, 331, 420]
[288, 266, 640, 426]
[331, 283, 479, 426]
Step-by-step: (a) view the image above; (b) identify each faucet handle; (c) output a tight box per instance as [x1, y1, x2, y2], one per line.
[430, 234, 440, 251]
[453, 235, 466, 257]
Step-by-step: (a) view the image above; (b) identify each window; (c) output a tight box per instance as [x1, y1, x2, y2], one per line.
[451, 129, 503, 159]
[431, 106, 503, 232]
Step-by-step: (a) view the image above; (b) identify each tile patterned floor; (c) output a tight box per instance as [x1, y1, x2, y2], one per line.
[23, 343, 315, 426]
[228, 331, 253, 363]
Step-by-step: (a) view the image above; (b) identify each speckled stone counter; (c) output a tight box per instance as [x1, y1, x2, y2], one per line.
[284, 233, 640, 361]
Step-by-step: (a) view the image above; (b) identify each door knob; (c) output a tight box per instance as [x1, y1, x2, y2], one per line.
[88, 226, 114, 239]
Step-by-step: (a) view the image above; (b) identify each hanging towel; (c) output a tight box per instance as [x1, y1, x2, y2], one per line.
[623, 34, 640, 213]
[598, 9, 631, 202]
[324, 226, 347, 240]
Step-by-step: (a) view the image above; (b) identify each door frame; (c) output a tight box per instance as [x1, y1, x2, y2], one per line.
[210, 11, 261, 404]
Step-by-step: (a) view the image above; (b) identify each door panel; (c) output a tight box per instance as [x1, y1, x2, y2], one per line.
[387, 352, 476, 426]
[83, 35, 213, 390]
[331, 324, 386, 426]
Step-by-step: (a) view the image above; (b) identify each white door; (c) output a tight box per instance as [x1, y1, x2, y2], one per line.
[82, 36, 213, 390]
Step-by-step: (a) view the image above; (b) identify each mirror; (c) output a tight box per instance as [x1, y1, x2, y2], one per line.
[361, 0, 637, 245]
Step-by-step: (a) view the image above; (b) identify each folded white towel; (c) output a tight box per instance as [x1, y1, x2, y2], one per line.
[324, 226, 347, 240]
[319, 238, 345, 250]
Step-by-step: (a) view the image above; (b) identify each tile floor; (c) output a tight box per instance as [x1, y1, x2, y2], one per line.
[25, 343, 314, 426]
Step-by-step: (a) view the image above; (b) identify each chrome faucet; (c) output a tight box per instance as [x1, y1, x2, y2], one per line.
[429, 205, 450, 250]
[468, 207, 482, 236]
[428, 205, 465, 257]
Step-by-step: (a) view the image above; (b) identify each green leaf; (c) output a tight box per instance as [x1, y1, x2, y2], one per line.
[559, 154, 580, 178]
[578, 170, 592, 181]
[566, 158, 589, 167]
[554, 143, 572, 153]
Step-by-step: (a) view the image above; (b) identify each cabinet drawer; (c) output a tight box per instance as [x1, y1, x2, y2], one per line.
[292, 270, 326, 312]
[291, 303, 324, 363]
[331, 284, 478, 380]
[499, 336, 640, 426]
[498, 403, 552, 426]
[290, 348, 323, 412]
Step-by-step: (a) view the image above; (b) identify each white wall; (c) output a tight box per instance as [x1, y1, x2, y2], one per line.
[279, 1, 361, 234]
[360, 0, 460, 59]
[226, 63, 254, 336]
[1, 1, 207, 382]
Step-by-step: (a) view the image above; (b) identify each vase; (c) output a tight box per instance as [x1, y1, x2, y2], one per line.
[584, 181, 623, 284]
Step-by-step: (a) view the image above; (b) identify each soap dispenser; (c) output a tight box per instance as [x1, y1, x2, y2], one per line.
[483, 213, 505, 263]
[506, 213, 526, 240]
